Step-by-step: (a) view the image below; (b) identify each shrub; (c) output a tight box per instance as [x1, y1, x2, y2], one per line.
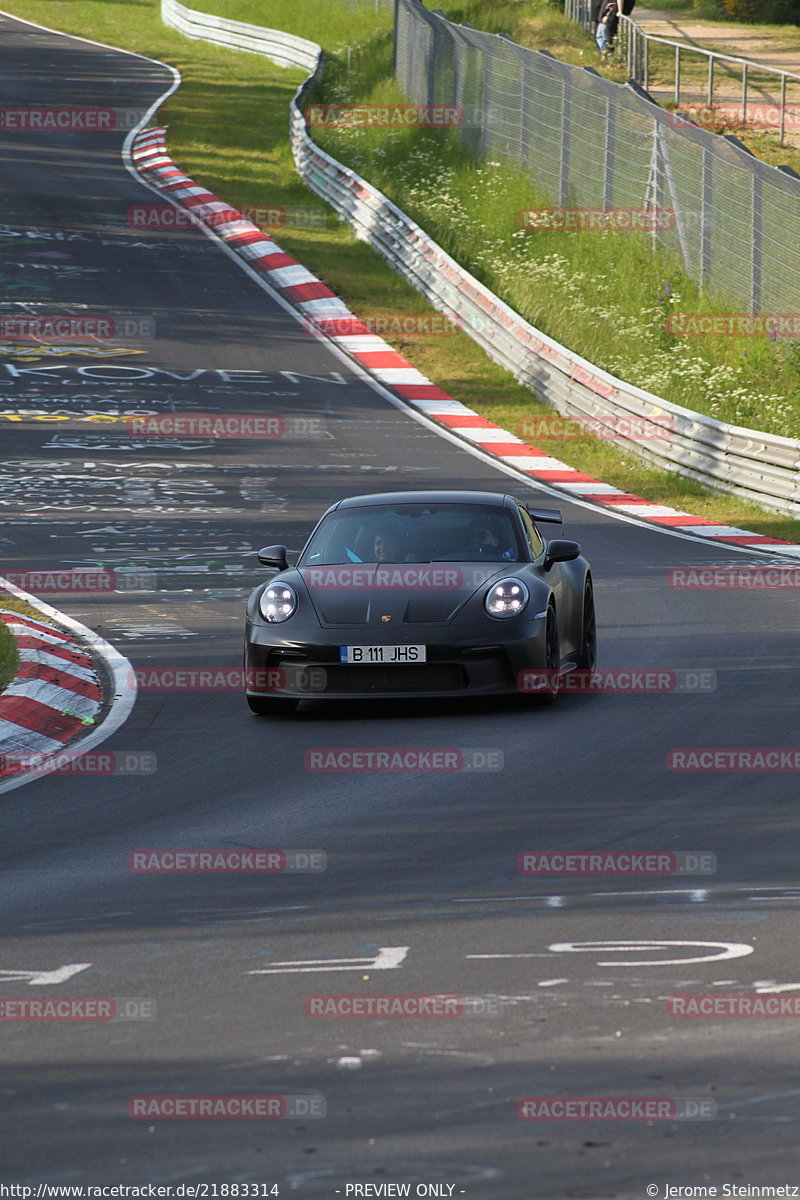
[720, 0, 798, 21]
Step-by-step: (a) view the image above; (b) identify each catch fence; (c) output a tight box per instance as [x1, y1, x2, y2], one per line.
[395, 0, 800, 314]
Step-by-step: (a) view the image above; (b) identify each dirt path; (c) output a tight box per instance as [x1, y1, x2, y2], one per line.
[632, 6, 800, 149]
[634, 7, 800, 71]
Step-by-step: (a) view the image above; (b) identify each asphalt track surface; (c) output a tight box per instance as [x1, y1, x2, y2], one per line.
[1, 10, 800, 1197]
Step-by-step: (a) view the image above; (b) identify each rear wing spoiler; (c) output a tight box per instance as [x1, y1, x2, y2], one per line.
[526, 506, 563, 525]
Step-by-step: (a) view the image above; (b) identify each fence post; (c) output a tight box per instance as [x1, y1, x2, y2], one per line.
[450, 18, 461, 129]
[700, 145, 712, 290]
[481, 37, 493, 159]
[559, 73, 572, 206]
[657, 123, 692, 272]
[426, 16, 437, 106]
[623, 19, 633, 78]
[603, 93, 616, 210]
[751, 168, 763, 312]
[646, 125, 659, 253]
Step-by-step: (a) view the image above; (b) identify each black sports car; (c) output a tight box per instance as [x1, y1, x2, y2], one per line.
[244, 490, 595, 714]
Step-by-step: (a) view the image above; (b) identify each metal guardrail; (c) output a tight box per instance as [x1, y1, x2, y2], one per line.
[565, 0, 800, 144]
[159, 0, 800, 516]
[162, 0, 319, 71]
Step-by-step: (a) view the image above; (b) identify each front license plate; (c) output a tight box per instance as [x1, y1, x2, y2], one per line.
[340, 644, 427, 664]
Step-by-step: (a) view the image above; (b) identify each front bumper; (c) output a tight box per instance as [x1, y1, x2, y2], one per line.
[244, 617, 547, 701]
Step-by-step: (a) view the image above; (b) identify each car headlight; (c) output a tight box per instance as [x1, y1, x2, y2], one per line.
[485, 578, 529, 618]
[259, 582, 298, 623]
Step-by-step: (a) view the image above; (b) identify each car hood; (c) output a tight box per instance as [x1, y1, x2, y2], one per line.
[296, 563, 514, 627]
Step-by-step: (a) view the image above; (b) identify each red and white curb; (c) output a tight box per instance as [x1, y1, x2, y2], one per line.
[131, 126, 800, 558]
[0, 584, 137, 793]
[0, 607, 101, 777]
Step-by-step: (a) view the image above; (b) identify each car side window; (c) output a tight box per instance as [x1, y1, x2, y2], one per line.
[519, 506, 544, 558]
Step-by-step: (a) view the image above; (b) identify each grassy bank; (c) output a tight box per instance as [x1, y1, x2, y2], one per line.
[1, 0, 799, 541]
[0, 620, 18, 692]
[0, 595, 68, 689]
[0, 596, 42, 691]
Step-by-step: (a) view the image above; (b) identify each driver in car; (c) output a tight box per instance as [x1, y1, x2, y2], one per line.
[344, 527, 406, 563]
[468, 522, 500, 554]
[373, 530, 404, 563]
[456, 520, 516, 560]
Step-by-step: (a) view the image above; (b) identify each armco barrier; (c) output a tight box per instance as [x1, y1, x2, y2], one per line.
[162, 0, 319, 71]
[134, 124, 798, 552]
[161, 0, 800, 518]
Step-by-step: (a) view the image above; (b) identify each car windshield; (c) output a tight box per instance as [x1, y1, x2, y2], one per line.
[299, 503, 526, 566]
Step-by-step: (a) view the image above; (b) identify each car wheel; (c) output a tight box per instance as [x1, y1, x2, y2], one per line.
[545, 603, 562, 696]
[576, 577, 597, 671]
[247, 696, 298, 716]
[526, 601, 561, 704]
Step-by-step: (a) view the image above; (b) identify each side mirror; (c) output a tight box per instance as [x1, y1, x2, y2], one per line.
[543, 538, 581, 570]
[257, 544, 288, 570]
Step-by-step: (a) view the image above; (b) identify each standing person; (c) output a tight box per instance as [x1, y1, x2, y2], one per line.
[592, 0, 635, 54]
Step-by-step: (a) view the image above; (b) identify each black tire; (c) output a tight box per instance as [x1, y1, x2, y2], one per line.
[543, 602, 561, 697]
[247, 696, 298, 716]
[576, 577, 597, 671]
[523, 601, 561, 704]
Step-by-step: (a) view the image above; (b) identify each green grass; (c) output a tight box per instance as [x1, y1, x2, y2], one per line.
[309, 30, 800, 438]
[202, 0, 392, 52]
[2, 0, 799, 542]
[651, 0, 797, 20]
[0, 596, 37, 691]
[646, 0, 729, 14]
[0, 594, 48, 621]
[0, 595, 74, 690]
[0, 622, 18, 692]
